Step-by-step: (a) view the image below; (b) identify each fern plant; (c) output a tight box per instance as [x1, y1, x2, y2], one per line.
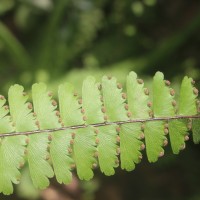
[0, 71, 200, 195]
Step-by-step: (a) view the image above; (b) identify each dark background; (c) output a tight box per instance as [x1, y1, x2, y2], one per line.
[0, 0, 200, 199]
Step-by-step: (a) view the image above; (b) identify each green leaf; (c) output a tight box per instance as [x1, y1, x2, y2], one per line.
[102, 76, 128, 121]
[153, 72, 175, 117]
[58, 83, 83, 126]
[192, 118, 200, 144]
[8, 85, 37, 132]
[82, 76, 104, 124]
[0, 137, 23, 195]
[179, 76, 197, 115]
[144, 121, 165, 162]
[120, 123, 143, 171]
[49, 130, 73, 184]
[169, 119, 188, 154]
[126, 71, 150, 118]
[73, 127, 96, 180]
[169, 120, 188, 153]
[97, 125, 118, 175]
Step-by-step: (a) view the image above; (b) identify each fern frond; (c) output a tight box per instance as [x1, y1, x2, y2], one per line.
[0, 71, 200, 195]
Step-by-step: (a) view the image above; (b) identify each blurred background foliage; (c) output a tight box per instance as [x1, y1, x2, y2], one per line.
[0, 0, 200, 199]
